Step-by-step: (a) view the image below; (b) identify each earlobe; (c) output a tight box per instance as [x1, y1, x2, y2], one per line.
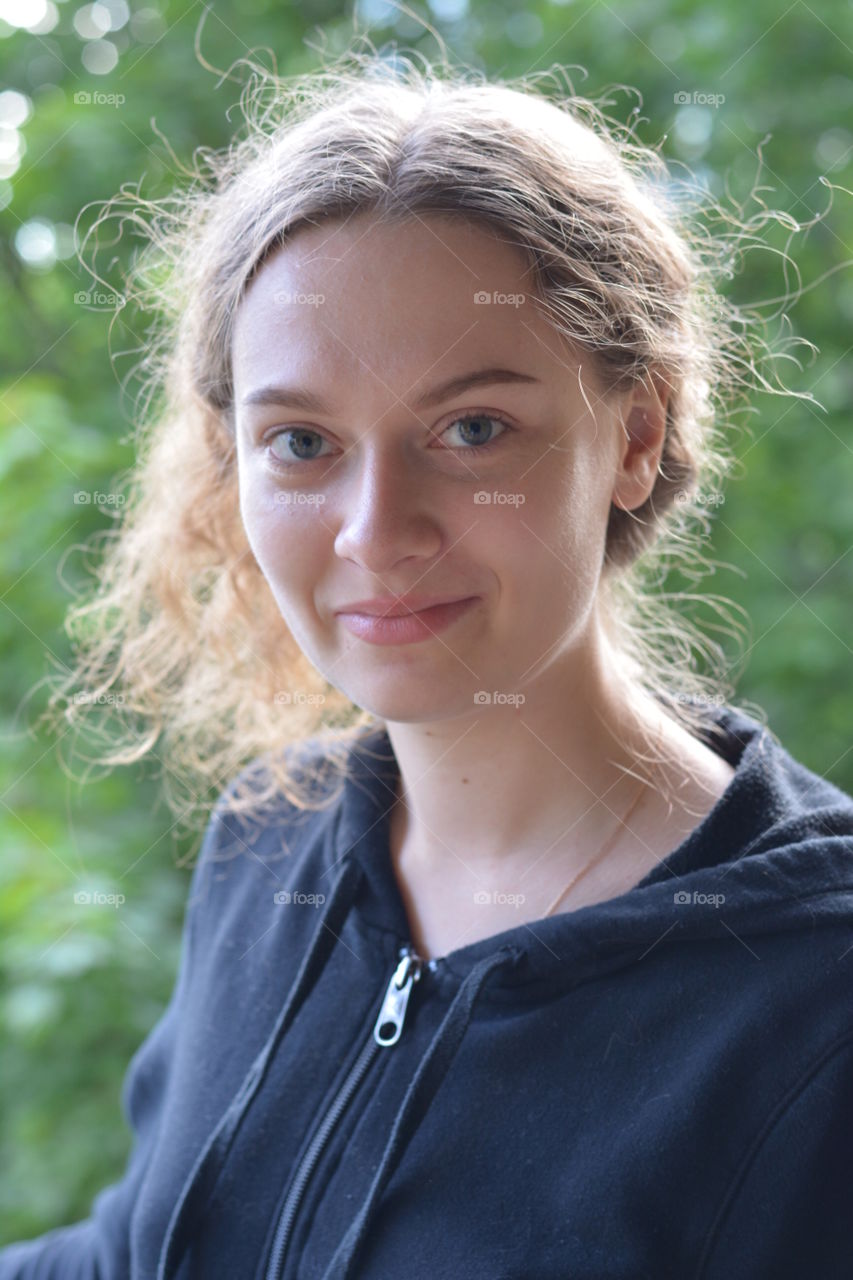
[610, 376, 670, 513]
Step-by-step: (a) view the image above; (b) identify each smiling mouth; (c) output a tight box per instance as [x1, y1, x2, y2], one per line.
[335, 595, 476, 618]
[335, 596, 480, 645]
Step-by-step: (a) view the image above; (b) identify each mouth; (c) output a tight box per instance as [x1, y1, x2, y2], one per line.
[335, 596, 480, 646]
[334, 594, 475, 618]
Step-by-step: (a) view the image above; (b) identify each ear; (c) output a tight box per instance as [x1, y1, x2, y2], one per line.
[610, 367, 671, 513]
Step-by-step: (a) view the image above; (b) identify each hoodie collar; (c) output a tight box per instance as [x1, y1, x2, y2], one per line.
[335, 702, 853, 991]
[158, 701, 853, 1280]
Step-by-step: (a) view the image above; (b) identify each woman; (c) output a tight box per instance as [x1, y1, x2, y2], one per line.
[3, 49, 852, 1280]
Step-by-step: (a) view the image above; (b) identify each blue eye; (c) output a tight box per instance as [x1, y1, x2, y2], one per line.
[264, 410, 513, 470]
[439, 412, 511, 452]
[269, 428, 333, 464]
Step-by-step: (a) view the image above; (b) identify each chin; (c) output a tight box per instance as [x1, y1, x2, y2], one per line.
[338, 682, 476, 725]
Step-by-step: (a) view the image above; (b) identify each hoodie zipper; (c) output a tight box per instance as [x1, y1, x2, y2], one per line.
[263, 944, 435, 1280]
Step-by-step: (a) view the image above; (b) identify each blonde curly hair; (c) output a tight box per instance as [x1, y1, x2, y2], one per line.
[40, 38, 815, 841]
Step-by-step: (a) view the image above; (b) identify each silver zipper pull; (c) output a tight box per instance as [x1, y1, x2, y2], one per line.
[373, 948, 423, 1046]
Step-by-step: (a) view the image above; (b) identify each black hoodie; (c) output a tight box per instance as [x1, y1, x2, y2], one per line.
[2, 702, 853, 1279]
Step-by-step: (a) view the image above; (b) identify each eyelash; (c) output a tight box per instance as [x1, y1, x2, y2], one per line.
[262, 410, 514, 470]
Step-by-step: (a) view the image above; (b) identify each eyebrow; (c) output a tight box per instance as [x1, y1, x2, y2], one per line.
[240, 367, 541, 414]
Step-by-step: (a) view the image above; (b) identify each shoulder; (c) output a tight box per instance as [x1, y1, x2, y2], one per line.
[186, 734, 348, 916]
[700, 1026, 853, 1277]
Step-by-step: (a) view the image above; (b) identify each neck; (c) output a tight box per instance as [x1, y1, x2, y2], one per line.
[384, 612, 677, 885]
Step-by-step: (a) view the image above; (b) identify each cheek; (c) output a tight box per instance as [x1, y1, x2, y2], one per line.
[238, 475, 278, 574]
[485, 474, 600, 606]
[238, 475, 326, 592]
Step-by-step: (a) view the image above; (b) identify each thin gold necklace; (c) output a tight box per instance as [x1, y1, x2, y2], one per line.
[542, 778, 649, 918]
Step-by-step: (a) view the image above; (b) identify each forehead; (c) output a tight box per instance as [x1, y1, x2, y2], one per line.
[239, 210, 533, 304]
[230, 213, 561, 396]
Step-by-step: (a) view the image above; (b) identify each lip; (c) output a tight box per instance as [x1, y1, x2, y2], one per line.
[336, 596, 479, 646]
[334, 594, 475, 618]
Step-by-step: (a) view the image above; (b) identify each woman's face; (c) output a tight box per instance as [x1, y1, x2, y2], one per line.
[231, 211, 651, 721]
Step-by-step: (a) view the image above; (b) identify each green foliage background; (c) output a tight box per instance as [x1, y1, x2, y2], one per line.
[1, 0, 851, 1245]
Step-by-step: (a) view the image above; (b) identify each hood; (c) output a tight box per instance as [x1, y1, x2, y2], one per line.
[157, 700, 853, 1280]
[335, 700, 853, 992]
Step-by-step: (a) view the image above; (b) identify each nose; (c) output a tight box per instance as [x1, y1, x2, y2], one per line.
[332, 441, 443, 571]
